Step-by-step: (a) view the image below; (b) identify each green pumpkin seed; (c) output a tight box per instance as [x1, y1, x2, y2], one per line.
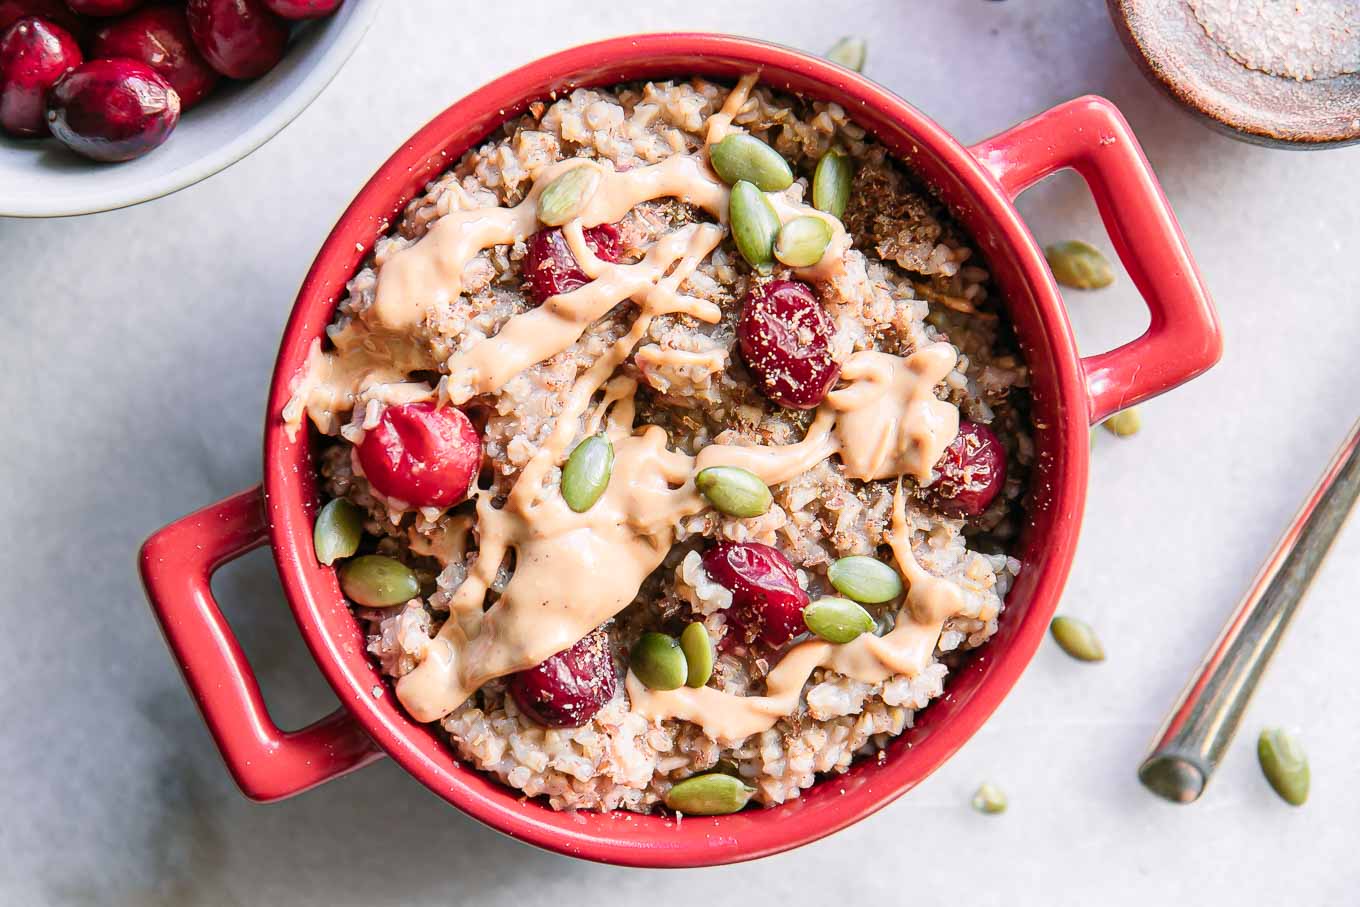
[1102, 408, 1142, 438]
[709, 133, 794, 192]
[339, 555, 419, 607]
[1049, 616, 1105, 662]
[1258, 727, 1309, 806]
[537, 165, 600, 226]
[729, 180, 780, 273]
[314, 498, 363, 566]
[828, 556, 903, 604]
[695, 465, 772, 518]
[825, 36, 867, 72]
[971, 782, 1007, 815]
[631, 632, 688, 691]
[680, 621, 715, 688]
[561, 433, 614, 512]
[1045, 240, 1114, 290]
[665, 772, 756, 815]
[774, 216, 833, 268]
[812, 148, 852, 219]
[802, 597, 875, 644]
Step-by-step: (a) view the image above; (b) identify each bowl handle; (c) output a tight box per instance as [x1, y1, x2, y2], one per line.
[969, 96, 1222, 424]
[139, 486, 384, 801]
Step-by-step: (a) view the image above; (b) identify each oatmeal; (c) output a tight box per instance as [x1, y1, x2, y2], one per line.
[284, 74, 1030, 813]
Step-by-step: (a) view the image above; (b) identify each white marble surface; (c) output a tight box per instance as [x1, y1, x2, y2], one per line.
[3, 1, 1357, 903]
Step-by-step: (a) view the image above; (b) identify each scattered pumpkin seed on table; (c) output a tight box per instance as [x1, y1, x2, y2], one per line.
[1045, 240, 1114, 289]
[1257, 727, 1309, 806]
[314, 498, 363, 566]
[1049, 616, 1105, 662]
[971, 782, 1008, 814]
[630, 632, 688, 691]
[561, 433, 614, 512]
[1103, 407, 1142, 438]
[665, 772, 756, 815]
[680, 621, 715, 688]
[338, 555, 419, 607]
[695, 465, 772, 518]
[708, 133, 794, 191]
[812, 148, 852, 219]
[825, 36, 867, 72]
[803, 597, 875, 644]
[828, 555, 904, 604]
[774, 216, 833, 267]
[537, 165, 600, 226]
[728, 179, 781, 273]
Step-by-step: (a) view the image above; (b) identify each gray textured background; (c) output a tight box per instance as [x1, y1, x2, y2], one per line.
[3, 1, 1357, 904]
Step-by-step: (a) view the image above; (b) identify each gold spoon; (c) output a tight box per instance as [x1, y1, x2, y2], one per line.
[1139, 418, 1360, 802]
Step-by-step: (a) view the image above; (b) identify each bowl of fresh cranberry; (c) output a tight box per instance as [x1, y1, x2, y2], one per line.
[0, 0, 381, 216]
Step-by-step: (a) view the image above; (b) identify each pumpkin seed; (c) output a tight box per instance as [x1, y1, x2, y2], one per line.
[971, 782, 1007, 814]
[1045, 240, 1114, 289]
[680, 621, 715, 688]
[537, 165, 600, 226]
[1049, 616, 1105, 662]
[338, 555, 419, 607]
[774, 216, 833, 268]
[1102, 408, 1142, 438]
[561, 433, 614, 512]
[314, 498, 363, 566]
[812, 148, 852, 219]
[695, 465, 772, 518]
[665, 772, 756, 815]
[825, 36, 867, 72]
[803, 597, 875, 644]
[630, 632, 687, 691]
[709, 133, 794, 191]
[729, 180, 780, 273]
[828, 556, 903, 603]
[1258, 727, 1309, 806]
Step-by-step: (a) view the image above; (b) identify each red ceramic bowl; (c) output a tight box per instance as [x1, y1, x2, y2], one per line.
[140, 33, 1221, 867]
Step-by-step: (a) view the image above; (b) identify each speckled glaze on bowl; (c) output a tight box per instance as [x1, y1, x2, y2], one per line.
[0, 0, 382, 218]
[139, 33, 1222, 867]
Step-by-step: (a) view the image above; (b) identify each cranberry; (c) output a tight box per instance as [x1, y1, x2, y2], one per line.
[93, 6, 219, 110]
[926, 421, 1007, 517]
[0, 0, 85, 35]
[356, 402, 481, 509]
[737, 279, 841, 409]
[185, 0, 287, 80]
[65, 0, 142, 15]
[260, 0, 340, 19]
[509, 627, 616, 728]
[46, 57, 178, 160]
[522, 223, 624, 304]
[702, 542, 809, 648]
[0, 17, 80, 136]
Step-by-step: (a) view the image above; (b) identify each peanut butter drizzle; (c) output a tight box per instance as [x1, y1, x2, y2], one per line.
[286, 79, 856, 429]
[824, 346, 960, 482]
[284, 76, 970, 733]
[704, 72, 759, 145]
[627, 482, 965, 743]
[396, 340, 960, 723]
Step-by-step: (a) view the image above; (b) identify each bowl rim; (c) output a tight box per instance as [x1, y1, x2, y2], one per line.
[0, 0, 384, 219]
[261, 32, 1090, 867]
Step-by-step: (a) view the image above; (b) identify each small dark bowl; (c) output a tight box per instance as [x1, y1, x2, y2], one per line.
[1109, 0, 1360, 149]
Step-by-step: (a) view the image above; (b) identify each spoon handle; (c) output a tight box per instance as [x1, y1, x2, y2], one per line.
[1138, 418, 1360, 802]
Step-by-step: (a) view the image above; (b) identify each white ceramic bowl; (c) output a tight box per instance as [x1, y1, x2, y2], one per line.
[0, 0, 382, 218]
